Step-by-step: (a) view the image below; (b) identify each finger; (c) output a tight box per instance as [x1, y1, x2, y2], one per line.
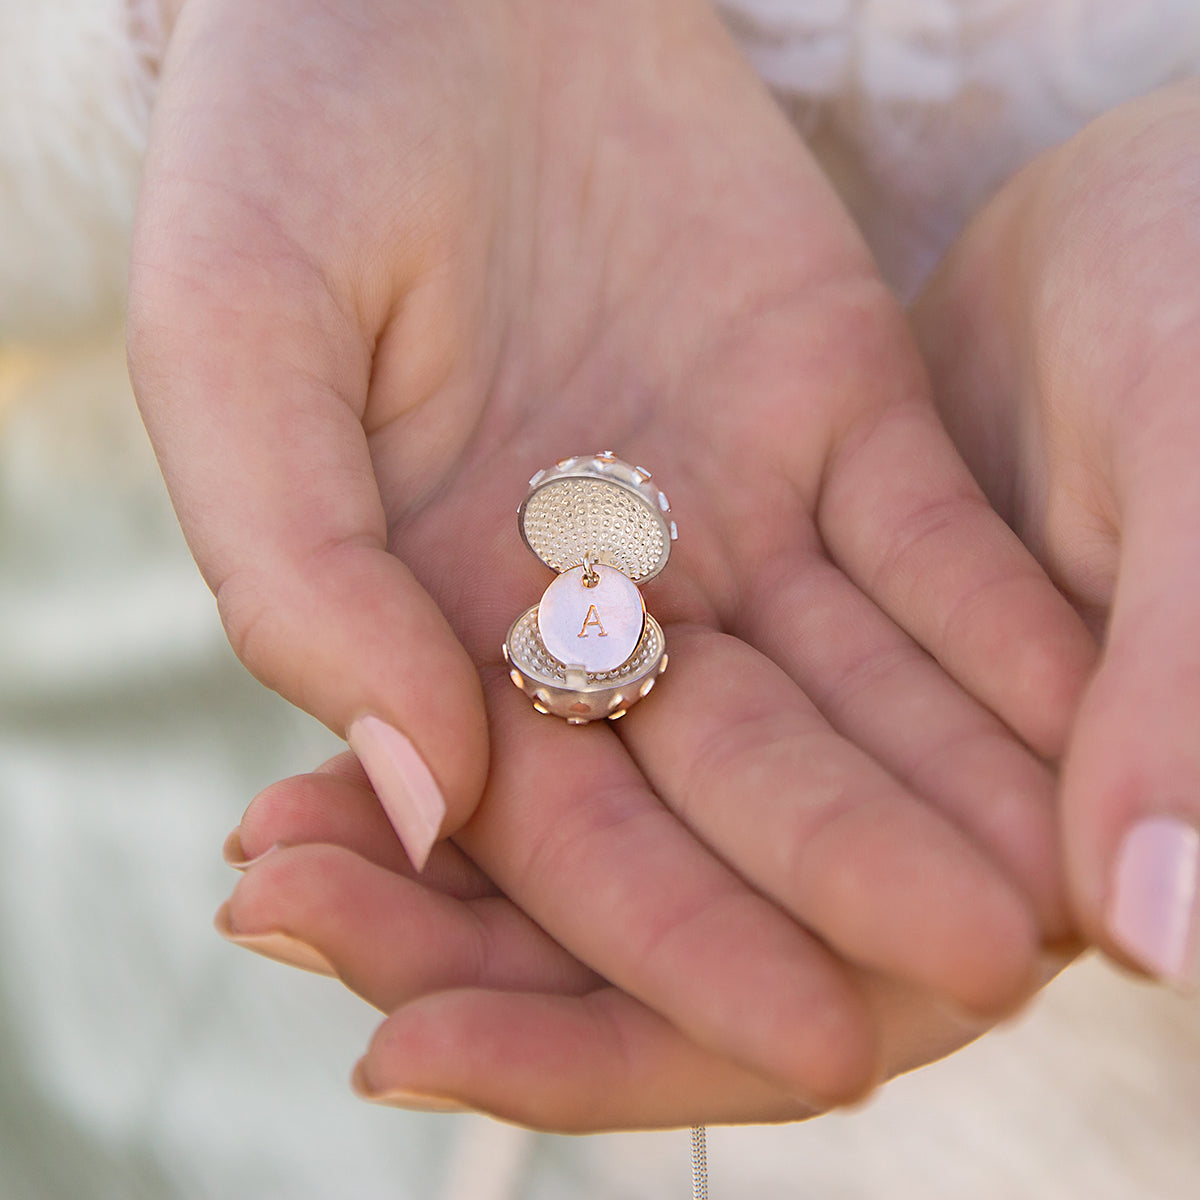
[357, 987, 809, 1131]
[739, 555, 1069, 936]
[353, 972, 995, 1132]
[222, 844, 599, 1005]
[455, 673, 879, 1107]
[234, 761, 497, 901]
[1065, 438, 1200, 987]
[621, 625, 1041, 1014]
[816, 348, 1095, 760]
[127, 29, 488, 871]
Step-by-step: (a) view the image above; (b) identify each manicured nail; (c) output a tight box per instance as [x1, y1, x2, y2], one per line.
[347, 715, 445, 872]
[1108, 815, 1200, 988]
[214, 901, 336, 976]
[222, 830, 281, 870]
[350, 1059, 470, 1114]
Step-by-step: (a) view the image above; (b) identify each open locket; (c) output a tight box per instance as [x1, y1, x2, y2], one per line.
[503, 451, 677, 724]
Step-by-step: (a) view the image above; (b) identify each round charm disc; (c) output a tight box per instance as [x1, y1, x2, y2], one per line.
[537, 565, 645, 674]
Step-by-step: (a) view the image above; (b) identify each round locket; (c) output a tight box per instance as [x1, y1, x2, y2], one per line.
[503, 451, 677, 724]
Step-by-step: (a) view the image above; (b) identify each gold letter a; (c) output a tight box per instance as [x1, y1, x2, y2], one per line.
[578, 605, 608, 638]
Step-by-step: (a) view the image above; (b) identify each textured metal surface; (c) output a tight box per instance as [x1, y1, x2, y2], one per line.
[505, 607, 666, 723]
[519, 452, 673, 583]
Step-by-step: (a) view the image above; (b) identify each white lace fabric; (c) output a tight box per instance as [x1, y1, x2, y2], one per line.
[718, 0, 1200, 293]
[2, 0, 1200, 337]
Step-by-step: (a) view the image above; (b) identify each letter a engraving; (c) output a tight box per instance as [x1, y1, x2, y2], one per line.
[538, 564, 641, 672]
[578, 605, 608, 638]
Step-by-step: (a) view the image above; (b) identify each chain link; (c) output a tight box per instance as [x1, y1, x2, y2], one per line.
[690, 1126, 709, 1200]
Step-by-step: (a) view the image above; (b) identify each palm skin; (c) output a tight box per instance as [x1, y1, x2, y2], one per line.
[130, 0, 1094, 1127]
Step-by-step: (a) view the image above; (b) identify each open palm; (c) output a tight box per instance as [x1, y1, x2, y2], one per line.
[130, 0, 1095, 1127]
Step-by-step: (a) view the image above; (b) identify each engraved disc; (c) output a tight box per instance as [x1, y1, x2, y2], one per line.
[537, 565, 645, 673]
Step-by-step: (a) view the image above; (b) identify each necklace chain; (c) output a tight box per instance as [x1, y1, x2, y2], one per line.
[690, 1126, 709, 1200]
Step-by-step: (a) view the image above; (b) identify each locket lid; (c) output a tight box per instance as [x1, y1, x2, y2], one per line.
[518, 451, 676, 584]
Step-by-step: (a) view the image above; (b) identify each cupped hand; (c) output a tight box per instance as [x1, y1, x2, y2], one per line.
[914, 81, 1200, 993]
[221, 755, 1057, 1131]
[129, 0, 1094, 1116]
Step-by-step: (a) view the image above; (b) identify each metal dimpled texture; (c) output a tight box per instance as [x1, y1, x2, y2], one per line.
[519, 453, 675, 584]
[508, 607, 664, 687]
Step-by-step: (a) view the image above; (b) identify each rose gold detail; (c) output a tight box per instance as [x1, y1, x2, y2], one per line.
[578, 605, 608, 638]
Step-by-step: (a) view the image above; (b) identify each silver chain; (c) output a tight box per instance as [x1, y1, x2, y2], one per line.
[690, 1126, 709, 1200]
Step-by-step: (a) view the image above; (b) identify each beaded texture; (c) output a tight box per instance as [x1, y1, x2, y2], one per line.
[506, 452, 672, 722]
[522, 478, 667, 582]
[519, 452, 675, 584]
[508, 607, 664, 687]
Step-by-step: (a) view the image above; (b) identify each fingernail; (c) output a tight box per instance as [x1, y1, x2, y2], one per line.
[222, 830, 281, 870]
[214, 901, 336, 976]
[1108, 815, 1200, 988]
[350, 1059, 470, 1113]
[347, 715, 446, 872]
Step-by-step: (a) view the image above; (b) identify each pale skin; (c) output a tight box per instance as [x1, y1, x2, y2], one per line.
[228, 82, 1200, 1128]
[129, 0, 1100, 1128]
[915, 81, 1200, 986]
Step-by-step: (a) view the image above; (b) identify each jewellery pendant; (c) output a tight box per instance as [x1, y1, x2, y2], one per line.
[503, 451, 677, 724]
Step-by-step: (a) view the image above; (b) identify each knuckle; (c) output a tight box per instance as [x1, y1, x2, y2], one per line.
[215, 570, 280, 687]
[866, 486, 983, 602]
[822, 640, 919, 720]
[680, 700, 806, 820]
[795, 1004, 880, 1108]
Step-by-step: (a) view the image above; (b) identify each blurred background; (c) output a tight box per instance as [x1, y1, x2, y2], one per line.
[2, 1, 1199, 1196]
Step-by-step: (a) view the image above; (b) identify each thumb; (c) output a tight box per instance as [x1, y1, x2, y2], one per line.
[1064, 428, 1200, 987]
[128, 220, 487, 877]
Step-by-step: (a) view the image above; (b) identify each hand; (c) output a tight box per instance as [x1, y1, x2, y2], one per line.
[914, 81, 1200, 992]
[220, 754, 1064, 1131]
[129, 0, 1094, 1119]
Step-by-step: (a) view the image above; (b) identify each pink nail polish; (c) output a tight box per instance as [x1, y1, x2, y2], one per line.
[346, 715, 446, 872]
[1108, 816, 1200, 988]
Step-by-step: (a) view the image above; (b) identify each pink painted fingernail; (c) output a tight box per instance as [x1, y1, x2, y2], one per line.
[350, 1060, 471, 1113]
[1108, 816, 1200, 988]
[214, 902, 336, 976]
[347, 715, 446, 872]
